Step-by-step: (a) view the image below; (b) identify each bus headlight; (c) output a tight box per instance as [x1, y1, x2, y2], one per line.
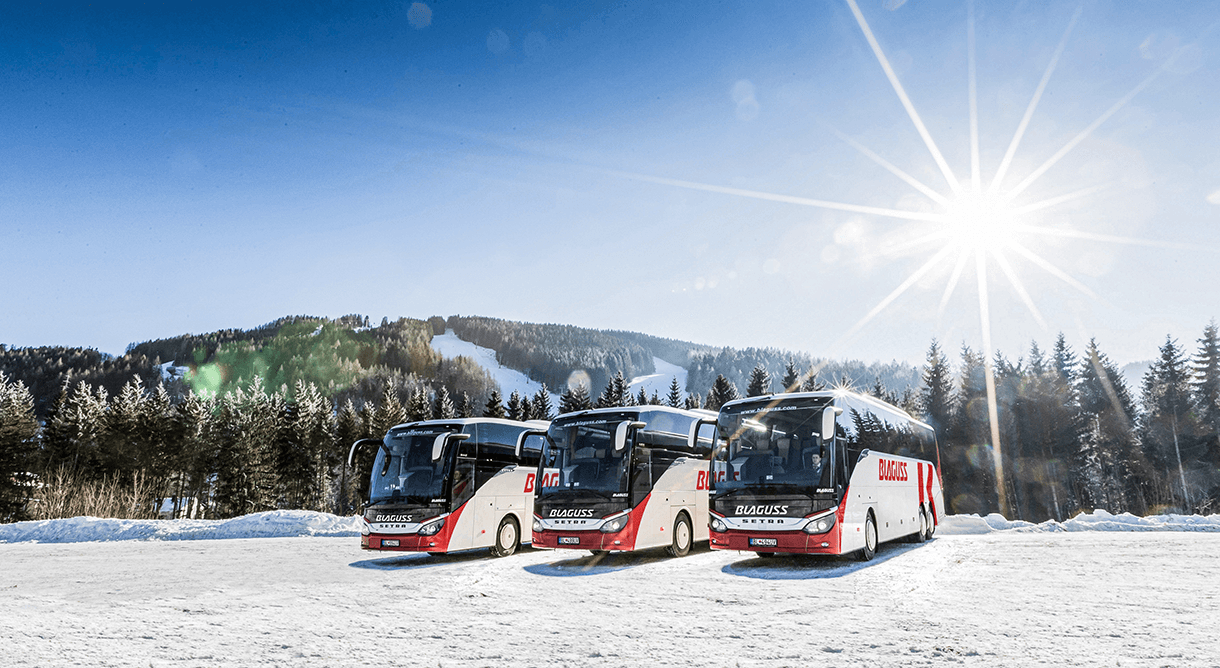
[803, 514, 836, 534]
[533, 518, 544, 533]
[600, 514, 629, 533]
[710, 517, 727, 533]
[418, 519, 445, 536]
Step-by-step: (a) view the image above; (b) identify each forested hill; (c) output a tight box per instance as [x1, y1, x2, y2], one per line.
[445, 316, 920, 399]
[3, 313, 921, 418]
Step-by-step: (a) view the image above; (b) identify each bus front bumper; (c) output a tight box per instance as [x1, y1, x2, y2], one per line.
[532, 529, 634, 551]
[362, 532, 448, 552]
[709, 527, 841, 555]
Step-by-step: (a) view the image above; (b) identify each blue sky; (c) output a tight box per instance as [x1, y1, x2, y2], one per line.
[3, 0, 1218, 367]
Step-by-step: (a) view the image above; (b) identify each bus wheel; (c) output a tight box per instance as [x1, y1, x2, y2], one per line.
[914, 507, 929, 543]
[925, 507, 936, 540]
[857, 512, 877, 562]
[667, 513, 692, 557]
[491, 516, 519, 557]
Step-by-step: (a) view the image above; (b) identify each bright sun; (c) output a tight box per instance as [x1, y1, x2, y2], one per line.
[941, 190, 1019, 252]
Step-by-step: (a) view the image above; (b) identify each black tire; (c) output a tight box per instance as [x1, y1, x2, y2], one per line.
[857, 512, 877, 562]
[756, 552, 777, 559]
[667, 512, 693, 557]
[490, 516, 519, 557]
[926, 507, 936, 540]
[909, 507, 928, 543]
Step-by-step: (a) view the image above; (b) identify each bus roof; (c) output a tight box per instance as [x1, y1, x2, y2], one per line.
[552, 405, 717, 422]
[388, 417, 550, 431]
[719, 390, 934, 433]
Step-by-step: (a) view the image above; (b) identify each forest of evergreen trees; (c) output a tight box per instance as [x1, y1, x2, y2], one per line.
[3, 314, 1219, 523]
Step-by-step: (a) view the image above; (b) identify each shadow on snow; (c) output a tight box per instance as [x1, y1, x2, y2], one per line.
[721, 542, 923, 580]
[349, 545, 543, 570]
[524, 543, 713, 577]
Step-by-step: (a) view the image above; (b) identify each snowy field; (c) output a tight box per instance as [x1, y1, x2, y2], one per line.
[429, 330, 561, 406]
[3, 514, 1220, 667]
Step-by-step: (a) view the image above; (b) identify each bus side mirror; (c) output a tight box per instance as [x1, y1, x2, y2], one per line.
[614, 421, 647, 452]
[347, 438, 389, 468]
[433, 432, 470, 461]
[688, 418, 718, 450]
[515, 429, 549, 459]
[821, 407, 843, 442]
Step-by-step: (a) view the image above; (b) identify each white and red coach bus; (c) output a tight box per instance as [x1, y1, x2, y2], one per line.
[350, 418, 549, 557]
[530, 406, 719, 557]
[708, 391, 943, 560]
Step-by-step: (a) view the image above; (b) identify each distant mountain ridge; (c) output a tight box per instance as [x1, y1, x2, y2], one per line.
[3, 313, 922, 416]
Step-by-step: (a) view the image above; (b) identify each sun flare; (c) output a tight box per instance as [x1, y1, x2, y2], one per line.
[941, 189, 1019, 253]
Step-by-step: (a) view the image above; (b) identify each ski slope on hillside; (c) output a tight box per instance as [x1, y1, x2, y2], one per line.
[429, 330, 561, 406]
[3, 526, 1217, 667]
[628, 357, 688, 402]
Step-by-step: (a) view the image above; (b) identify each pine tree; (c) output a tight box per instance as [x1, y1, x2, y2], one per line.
[483, 389, 506, 418]
[406, 387, 430, 422]
[636, 387, 649, 407]
[666, 378, 683, 407]
[374, 387, 409, 435]
[919, 339, 954, 437]
[649, 391, 661, 405]
[800, 367, 825, 392]
[1192, 321, 1220, 436]
[532, 385, 554, 421]
[433, 386, 456, 420]
[507, 391, 524, 421]
[595, 372, 630, 408]
[1077, 339, 1154, 515]
[683, 393, 702, 410]
[945, 345, 997, 515]
[781, 359, 800, 393]
[705, 375, 739, 411]
[1140, 336, 1199, 511]
[746, 364, 771, 397]
[559, 383, 592, 414]
[0, 372, 39, 521]
[456, 391, 474, 419]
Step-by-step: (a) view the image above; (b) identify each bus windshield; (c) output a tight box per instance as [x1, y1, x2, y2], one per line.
[715, 398, 834, 492]
[370, 427, 461, 504]
[539, 416, 632, 499]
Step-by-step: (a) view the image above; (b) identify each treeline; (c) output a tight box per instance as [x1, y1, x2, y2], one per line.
[920, 327, 1220, 520]
[0, 371, 559, 523]
[445, 315, 922, 400]
[686, 347, 920, 399]
[0, 344, 168, 417]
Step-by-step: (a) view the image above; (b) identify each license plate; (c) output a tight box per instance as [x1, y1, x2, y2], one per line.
[381, 539, 400, 547]
[749, 537, 777, 547]
[558, 536, 580, 545]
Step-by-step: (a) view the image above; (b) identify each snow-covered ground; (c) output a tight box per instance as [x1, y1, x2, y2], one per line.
[430, 330, 561, 406]
[3, 512, 1220, 667]
[628, 356, 688, 401]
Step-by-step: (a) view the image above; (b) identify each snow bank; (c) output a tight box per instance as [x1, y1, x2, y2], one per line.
[0, 510, 361, 544]
[938, 509, 1220, 535]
